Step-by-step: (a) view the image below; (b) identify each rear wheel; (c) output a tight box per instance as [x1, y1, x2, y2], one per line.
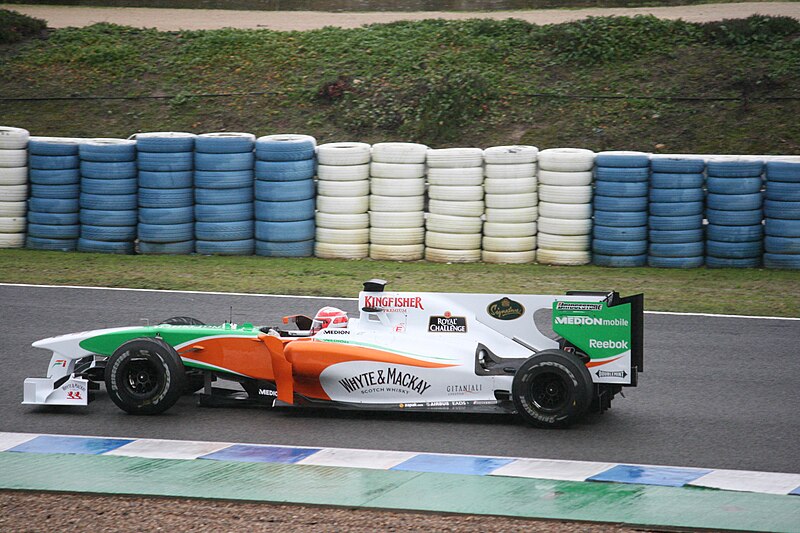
[159, 316, 205, 325]
[104, 337, 186, 415]
[512, 349, 593, 428]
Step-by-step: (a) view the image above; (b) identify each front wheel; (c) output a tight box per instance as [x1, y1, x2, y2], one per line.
[512, 349, 593, 428]
[104, 337, 186, 415]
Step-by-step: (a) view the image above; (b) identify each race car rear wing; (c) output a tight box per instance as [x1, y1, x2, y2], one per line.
[553, 291, 644, 386]
[562, 290, 644, 385]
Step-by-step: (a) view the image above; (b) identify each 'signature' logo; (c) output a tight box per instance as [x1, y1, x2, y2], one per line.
[487, 297, 525, 320]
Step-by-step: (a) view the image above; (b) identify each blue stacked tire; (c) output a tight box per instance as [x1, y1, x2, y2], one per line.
[194, 132, 255, 255]
[705, 158, 764, 268]
[78, 139, 138, 254]
[592, 151, 650, 267]
[647, 156, 706, 268]
[763, 160, 800, 269]
[26, 137, 81, 251]
[134, 132, 196, 254]
[254, 134, 316, 257]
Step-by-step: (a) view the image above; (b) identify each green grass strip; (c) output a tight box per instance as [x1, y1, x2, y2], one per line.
[0, 452, 798, 531]
[1, 249, 799, 317]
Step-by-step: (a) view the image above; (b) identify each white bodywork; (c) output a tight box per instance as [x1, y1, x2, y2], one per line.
[312, 290, 609, 405]
[23, 327, 137, 406]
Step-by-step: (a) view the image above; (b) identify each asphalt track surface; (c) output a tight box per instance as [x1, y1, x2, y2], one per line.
[1, 284, 798, 474]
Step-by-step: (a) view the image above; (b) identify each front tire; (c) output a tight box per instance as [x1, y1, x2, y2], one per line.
[512, 349, 593, 428]
[105, 337, 186, 415]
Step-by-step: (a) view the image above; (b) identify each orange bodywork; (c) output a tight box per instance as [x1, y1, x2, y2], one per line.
[265, 338, 455, 404]
[182, 334, 456, 405]
[180, 334, 277, 381]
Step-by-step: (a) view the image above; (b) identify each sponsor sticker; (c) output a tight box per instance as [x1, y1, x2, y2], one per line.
[589, 339, 629, 349]
[486, 297, 525, 320]
[446, 384, 483, 395]
[596, 370, 628, 379]
[363, 295, 423, 313]
[62, 381, 86, 401]
[339, 367, 431, 395]
[399, 400, 497, 410]
[555, 316, 629, 327]
[556, 302, 603, 311]
[428, 312, 467, 333]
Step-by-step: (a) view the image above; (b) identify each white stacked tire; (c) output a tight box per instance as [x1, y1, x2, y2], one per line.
[194, 133, 255, 255]
[135, 132, 196, 255]
[0, 126, 29, 249]
[26, 137, 81, 251]
[535, 148, 594, 265]
[369, 142, 427, 261]
[647, 156, 706, 268]
[78, 139, 138, 254]
[764, 160, 800, 269]
[315, 142, 371, 259]
[592, 151, 650, 267]
[705, 158, 764, 268]
[254, 134, 317, 257]
[481, 145, 539, 264]
[425, 147, 484, 263]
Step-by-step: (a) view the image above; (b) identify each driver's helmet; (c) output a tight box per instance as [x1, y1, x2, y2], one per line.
[310, 306, 349, 334]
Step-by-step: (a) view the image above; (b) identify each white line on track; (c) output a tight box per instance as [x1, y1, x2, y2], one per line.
[1, 282, 798, 321]
[0, 282, 357, 301]
[643, 310, 800, 321]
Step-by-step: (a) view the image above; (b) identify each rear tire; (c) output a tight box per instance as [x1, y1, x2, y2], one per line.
[104, 337, 186, 415]
[159, 316, 205, 325]
[512, 349, 593, 428]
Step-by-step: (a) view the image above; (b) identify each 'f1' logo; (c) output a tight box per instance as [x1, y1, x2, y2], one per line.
[52, 359, 67, 368]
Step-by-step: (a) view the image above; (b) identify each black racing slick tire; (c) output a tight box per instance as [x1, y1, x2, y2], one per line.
[512, 349, 594, 428]
[159, 316, 205, 325]
[104, 337, 186, 415]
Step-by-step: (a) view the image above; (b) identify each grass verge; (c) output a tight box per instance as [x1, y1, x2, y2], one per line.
[1, 249, 798, 316]
[1, 13, 799, 151]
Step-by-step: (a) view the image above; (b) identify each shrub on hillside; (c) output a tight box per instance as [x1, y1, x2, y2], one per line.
[329, 70, 495, 143]
[533, 15, 701, 64]
[0, 9, 46, 44]
[701, 15, 800, 47]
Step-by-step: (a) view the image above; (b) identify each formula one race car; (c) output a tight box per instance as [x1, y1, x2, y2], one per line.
[23, 280, 643, 428]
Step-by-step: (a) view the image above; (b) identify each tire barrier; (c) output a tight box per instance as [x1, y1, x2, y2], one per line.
[535, 148, 594, 265]
[25, 137, 82, 251]
[0, 127, 29, 249]
[647, 156, 706, 268]
[77, 139, 137, 254]
[481, 145, 538, 264]
[194, 133, 255, 255]
[255, 134, 316, 257]
[315, 142, 371, 259]
[369, 143, 428, 261]
[425, 147, 485, 263]
[6, 123, 800, 269]
[705, 157, 764, 268]
[133, 132, 196, 254]
[592, 151, 649, 267]
[764, 160, 800, 269]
